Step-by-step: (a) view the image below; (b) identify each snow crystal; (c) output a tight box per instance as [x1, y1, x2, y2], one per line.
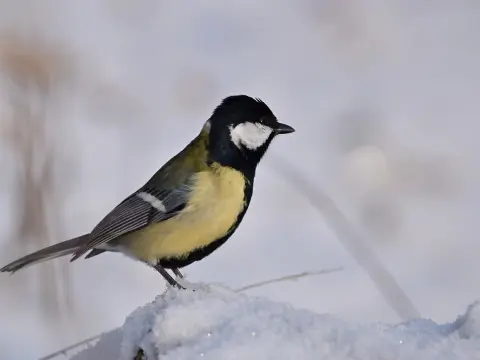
[72, 285, 480, 360]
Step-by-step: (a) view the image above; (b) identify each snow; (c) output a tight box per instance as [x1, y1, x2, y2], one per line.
[2, 2, 480, 359]
[72, 285, 480, 360]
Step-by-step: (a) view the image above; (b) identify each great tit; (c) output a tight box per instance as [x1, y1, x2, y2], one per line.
[0, 95, 295, 289]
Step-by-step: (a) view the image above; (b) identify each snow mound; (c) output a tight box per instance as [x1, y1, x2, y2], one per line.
[72, 285, 480, 360]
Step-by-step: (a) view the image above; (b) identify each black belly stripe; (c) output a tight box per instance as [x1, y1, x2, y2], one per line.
[159, 232, 234, 269]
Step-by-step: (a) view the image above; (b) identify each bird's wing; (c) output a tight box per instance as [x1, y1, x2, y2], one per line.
[70, 181, 193, 261]
[70, 129, 209, 261]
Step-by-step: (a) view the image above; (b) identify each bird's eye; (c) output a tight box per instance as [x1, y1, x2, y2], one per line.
[259, 116, 275, 127]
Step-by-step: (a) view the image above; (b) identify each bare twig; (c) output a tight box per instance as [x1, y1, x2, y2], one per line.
[268, 154, 420, 321]
[235, 267, 343, 292]
[38, 334, 104, 360]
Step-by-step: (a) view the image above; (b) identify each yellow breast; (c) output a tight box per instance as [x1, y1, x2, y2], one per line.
[123, 163, 247, 263]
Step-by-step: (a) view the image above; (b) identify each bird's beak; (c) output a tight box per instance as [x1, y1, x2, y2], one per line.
[275, 122, 295, 135]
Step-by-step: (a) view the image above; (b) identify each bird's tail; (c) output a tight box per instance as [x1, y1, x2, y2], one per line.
[0, 234, 89, 273]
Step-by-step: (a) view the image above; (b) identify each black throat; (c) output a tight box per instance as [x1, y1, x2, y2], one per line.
[207, 129, 262, 183]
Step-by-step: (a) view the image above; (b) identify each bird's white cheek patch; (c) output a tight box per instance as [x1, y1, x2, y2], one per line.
[229, 122, 273, 150]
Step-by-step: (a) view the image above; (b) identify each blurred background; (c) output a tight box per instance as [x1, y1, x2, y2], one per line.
[0, 0, 479, 358]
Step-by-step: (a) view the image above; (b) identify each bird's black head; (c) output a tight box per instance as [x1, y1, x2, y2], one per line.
[204, 95, 295, 174]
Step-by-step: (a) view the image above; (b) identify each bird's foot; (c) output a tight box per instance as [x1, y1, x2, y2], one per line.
[173, 277, 203, 291]
[172, 268, 184, 278]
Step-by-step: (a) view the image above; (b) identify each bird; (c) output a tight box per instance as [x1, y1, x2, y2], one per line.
[0, 94, 295, 289]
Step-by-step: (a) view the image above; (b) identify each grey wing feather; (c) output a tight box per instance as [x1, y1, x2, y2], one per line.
[70, 184, 191, 261]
